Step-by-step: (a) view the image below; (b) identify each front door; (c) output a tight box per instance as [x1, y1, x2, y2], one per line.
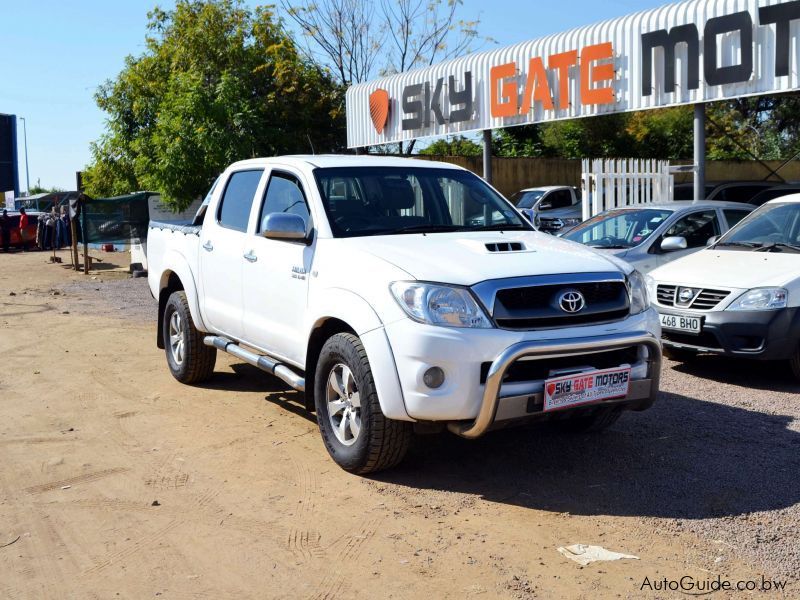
[241, 168, 315, 365]
[199, 168, 265, 340]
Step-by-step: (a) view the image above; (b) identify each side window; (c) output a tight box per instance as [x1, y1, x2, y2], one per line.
[664, 210, 720, 248]
[258, 172, 310, 232]
[548, 190, 573, 209]
[218, 170, 263, 232]
[724, 209, 751, 229]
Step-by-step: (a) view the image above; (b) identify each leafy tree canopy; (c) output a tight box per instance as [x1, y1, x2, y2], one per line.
[84, 0, 345, 209]
[418, 136, 482, 157]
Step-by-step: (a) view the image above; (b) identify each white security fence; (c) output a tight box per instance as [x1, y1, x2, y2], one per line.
[581, 159, 674, 220]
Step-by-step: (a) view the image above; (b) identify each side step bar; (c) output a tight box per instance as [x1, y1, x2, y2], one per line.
[203, 336, 305, 392]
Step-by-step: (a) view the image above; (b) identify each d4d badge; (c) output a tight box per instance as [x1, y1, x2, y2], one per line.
[369, 88, 389, 134]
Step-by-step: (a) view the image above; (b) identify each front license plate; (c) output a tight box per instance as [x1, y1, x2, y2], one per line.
[543, 367, 632, 412]
[660, 313, 701, 333]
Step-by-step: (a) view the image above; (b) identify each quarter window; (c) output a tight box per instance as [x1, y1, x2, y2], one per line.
[217, 170, 264, 232]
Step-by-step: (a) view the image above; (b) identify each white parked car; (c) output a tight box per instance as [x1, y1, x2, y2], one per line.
[649, 196, 800, 379]
[148, 156, 662, 473]
[563, 201, 755, 273]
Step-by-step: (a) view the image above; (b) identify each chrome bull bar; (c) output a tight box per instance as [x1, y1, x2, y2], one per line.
[447, 330, 662, 439]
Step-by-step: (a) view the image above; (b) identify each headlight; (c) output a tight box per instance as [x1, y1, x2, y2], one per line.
[561, 218, 582, 227]
[390, 282, 493, 328]
[728, 288, 787, 311]
[628, 270, 650, 315]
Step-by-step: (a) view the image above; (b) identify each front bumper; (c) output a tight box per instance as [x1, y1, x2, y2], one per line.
[448, 331, 661, 438]
[659, 307, 800, 360]
[383, 309, 662, 436]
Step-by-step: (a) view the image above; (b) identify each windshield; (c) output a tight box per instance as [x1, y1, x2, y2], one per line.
[716, 202, 800, 252]
[564, 208, 673, 249]
[512, 190, 545, 209]
[314, 167, 529, 237]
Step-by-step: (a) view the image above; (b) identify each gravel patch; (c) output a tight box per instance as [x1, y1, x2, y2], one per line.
[58, 275, 157, 323]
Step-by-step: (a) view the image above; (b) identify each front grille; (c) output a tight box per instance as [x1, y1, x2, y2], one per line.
[656, 285, 730, 310]
[493, 281, 629, 330]
[537, 217, 563, 231]
[480, 346, 640, 384]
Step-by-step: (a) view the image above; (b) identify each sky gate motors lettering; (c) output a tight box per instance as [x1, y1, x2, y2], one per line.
[642, 0, 800, 95]
[375, 0, 800, 141]
[490, 42, 616, 118]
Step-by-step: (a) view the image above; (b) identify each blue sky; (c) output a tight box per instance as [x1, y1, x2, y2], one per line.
[0, 0, 666, 192]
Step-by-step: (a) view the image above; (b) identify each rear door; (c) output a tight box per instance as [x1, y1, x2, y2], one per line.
[199, 168, 265, 339]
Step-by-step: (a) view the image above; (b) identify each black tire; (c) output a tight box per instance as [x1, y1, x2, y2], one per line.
[163, 291, 216, 384]
[314, 333, 412, 474]
[662, 345, 696, 362]
[558, 406, 623, 433]
[790, 345, 800, 381]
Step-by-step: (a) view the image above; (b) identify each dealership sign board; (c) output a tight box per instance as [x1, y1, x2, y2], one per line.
[346, 0, 800, 148]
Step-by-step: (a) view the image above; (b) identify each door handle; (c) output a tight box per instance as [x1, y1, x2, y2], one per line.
[243, 251, 258, 263]
[202, 241, 214, 252]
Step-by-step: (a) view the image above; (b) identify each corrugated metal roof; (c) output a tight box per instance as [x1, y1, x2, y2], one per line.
[347, 0, 800, 148]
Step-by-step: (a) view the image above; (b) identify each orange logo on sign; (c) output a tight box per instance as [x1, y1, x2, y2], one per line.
[369, 88, 390, 134]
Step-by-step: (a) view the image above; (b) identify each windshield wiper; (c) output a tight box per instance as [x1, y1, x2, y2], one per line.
[714, 241, 761, 249]
[587, 244, 628, 249]
[754, 242, 800, 253]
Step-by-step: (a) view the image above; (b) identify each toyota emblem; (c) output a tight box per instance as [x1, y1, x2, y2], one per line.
[558, 290, 586, 313]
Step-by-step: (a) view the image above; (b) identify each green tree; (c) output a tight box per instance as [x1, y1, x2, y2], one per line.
[418, 136, 482, 157]
[626, 107, 694, 160]
[84, 0, 345, 209]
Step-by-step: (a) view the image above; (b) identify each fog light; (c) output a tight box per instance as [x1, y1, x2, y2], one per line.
[423, 366, 445, 389]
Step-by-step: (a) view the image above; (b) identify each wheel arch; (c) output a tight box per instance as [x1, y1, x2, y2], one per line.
[156, 258, 205, 349]
[303, 289, 411, 421]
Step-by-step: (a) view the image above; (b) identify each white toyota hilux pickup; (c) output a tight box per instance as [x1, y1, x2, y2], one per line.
[147, 155, 662, 473]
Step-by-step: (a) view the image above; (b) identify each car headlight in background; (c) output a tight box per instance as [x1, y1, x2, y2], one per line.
[728, 288, 788, 311]
[390, 282, 493, 328]
[628, 270, 650, 315]
[560, 218, 582, 228]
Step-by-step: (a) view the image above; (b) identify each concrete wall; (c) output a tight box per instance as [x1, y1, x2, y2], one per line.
[418, 155, 800, 198]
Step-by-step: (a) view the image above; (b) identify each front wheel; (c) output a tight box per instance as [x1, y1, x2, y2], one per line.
[163, 291, 216, 384]
[315, 333, 412, 474]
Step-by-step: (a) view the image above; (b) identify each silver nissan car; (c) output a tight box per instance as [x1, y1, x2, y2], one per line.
[562, 201, 755, 273]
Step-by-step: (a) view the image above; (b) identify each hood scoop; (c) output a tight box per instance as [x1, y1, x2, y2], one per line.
[485, 241, 526, 253]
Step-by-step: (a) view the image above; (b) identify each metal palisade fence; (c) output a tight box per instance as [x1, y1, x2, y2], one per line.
[580, 158, 674, 220]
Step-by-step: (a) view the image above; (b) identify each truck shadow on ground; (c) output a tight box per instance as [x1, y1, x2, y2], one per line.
[374, 389, 800, 520]
[669, 355, 800, 393]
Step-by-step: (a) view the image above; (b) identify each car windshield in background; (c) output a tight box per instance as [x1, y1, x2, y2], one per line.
[564, 208, 673, 249]
[314, 167, 529, 238]
[512, 190, 545, 209]
[716, 202, 800, 252]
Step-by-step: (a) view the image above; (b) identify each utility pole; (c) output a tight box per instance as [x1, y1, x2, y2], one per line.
[19, 117, 30, 195]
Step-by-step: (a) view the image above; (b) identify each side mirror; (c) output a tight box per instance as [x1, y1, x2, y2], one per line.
[661, 236, 688, 252]
[538, 201, 552, 211]
[706, 235, 720, 247]
[261, 213, 308, 242]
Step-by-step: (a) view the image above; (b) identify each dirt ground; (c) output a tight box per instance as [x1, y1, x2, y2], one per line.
[0, 248, 797, 599]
